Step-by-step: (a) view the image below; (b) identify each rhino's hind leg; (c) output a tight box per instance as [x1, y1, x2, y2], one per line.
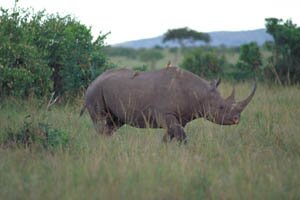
[100, 113, 123, 136]
[92, 117, 118, 136]
[89, 109, 121, 136]
[99, 116, 124, 136]
[101, 123, 117, 136]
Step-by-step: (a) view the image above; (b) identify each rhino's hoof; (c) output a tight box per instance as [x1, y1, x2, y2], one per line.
[162, 134, 171, 143]
[181, 138, 188, 145]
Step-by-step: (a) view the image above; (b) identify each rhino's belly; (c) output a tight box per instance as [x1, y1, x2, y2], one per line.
[120, 110, 164, 128]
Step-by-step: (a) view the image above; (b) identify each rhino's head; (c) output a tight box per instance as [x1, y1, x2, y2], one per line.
[203, 80, 256, 125]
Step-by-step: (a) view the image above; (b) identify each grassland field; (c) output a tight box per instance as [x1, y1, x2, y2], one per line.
[107, 48, 240, 70]
[1, 82, 300, 200]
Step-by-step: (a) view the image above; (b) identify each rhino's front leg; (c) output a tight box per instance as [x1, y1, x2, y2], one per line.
[163, 115, 187, 144]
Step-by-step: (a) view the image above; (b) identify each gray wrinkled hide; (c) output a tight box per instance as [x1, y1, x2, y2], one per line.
[83, 67, 256, 143]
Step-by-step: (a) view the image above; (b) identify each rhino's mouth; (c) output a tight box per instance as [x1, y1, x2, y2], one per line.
[222, 115, 240, 125]
[232, 114, 240, 124]
[232, 118, 240, 124]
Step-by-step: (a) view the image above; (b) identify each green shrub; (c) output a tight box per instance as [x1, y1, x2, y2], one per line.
[2, 115, 69, 150]
[0, 68, 34, 97]
[181, 48, 225, 78]
[38, 123, 69, 149]
[0, 7, 111, 98]
[234, 42, 263, 80]
[0, 65, 52, 97]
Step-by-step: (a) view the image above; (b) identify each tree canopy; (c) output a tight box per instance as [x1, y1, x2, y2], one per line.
[163, 27, 210, 48]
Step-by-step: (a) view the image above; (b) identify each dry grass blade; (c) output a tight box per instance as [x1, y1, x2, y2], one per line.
[47, 92, 59, 111]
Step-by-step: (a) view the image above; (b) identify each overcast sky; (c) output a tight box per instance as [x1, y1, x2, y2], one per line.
[2, 0, 300, 44]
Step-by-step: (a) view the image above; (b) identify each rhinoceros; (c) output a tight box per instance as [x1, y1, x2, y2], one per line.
[81, 67, 256, 143]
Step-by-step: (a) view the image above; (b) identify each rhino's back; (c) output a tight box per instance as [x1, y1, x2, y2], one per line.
[100, 67, 206, 112]
[87, 67, 210, 101]
[100, 67, 188, 97]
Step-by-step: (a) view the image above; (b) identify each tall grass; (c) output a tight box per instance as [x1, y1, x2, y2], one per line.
[0, 83, 300, 199]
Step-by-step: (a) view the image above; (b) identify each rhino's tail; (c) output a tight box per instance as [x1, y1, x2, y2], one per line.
[79, 105, 87, 117]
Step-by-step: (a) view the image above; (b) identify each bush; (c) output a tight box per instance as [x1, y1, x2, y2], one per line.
[39, 123, 69, 149]
[0, 8, 52, 97]
[234, 42, 263, 80]
[0, 64, 52, 97]
[181, 48, 225, 78]
[0, 68, 34, 97]
[0, 7, 112, 98]
[2, 115, 69, 150]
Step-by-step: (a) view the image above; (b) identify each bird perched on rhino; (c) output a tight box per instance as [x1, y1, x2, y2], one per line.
[166, 61, 181, 72]
[166, 61, 172, 68]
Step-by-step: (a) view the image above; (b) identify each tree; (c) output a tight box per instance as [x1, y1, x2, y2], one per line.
[163, 27, 210, 65]
[265, 18, 300, 84]
[163, 27, 210, 48]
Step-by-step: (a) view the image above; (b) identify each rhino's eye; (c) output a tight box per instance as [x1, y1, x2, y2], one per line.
[219, 105, 224, 110]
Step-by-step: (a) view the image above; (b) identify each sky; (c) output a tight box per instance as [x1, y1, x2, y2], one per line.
[2, 0, 300, 45]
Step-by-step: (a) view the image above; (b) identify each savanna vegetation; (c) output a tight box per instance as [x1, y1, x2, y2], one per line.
[1, 3, 300, 200]
[1, 84, 300, 199]
[0, 6, 113, 98]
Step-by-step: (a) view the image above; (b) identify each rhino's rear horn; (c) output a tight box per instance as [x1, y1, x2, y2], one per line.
[225, 87, 235, 104]
[236, 83, 257, 111]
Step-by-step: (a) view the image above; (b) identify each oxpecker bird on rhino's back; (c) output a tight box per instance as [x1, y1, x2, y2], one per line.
[82, 67, 256, 143]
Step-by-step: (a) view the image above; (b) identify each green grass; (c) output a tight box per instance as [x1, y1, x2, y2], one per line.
[1, 83, 300, 199]
[108, 48, 184, 70]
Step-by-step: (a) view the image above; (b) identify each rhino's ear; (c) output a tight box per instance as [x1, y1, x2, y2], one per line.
[210, 79, 221, 89]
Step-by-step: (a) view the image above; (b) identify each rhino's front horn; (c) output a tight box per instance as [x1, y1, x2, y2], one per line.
[236, 83, 257, 111]
[225, 87, 235, 104]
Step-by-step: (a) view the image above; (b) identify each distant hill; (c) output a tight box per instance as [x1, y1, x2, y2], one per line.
[114, 29, 273, 48]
